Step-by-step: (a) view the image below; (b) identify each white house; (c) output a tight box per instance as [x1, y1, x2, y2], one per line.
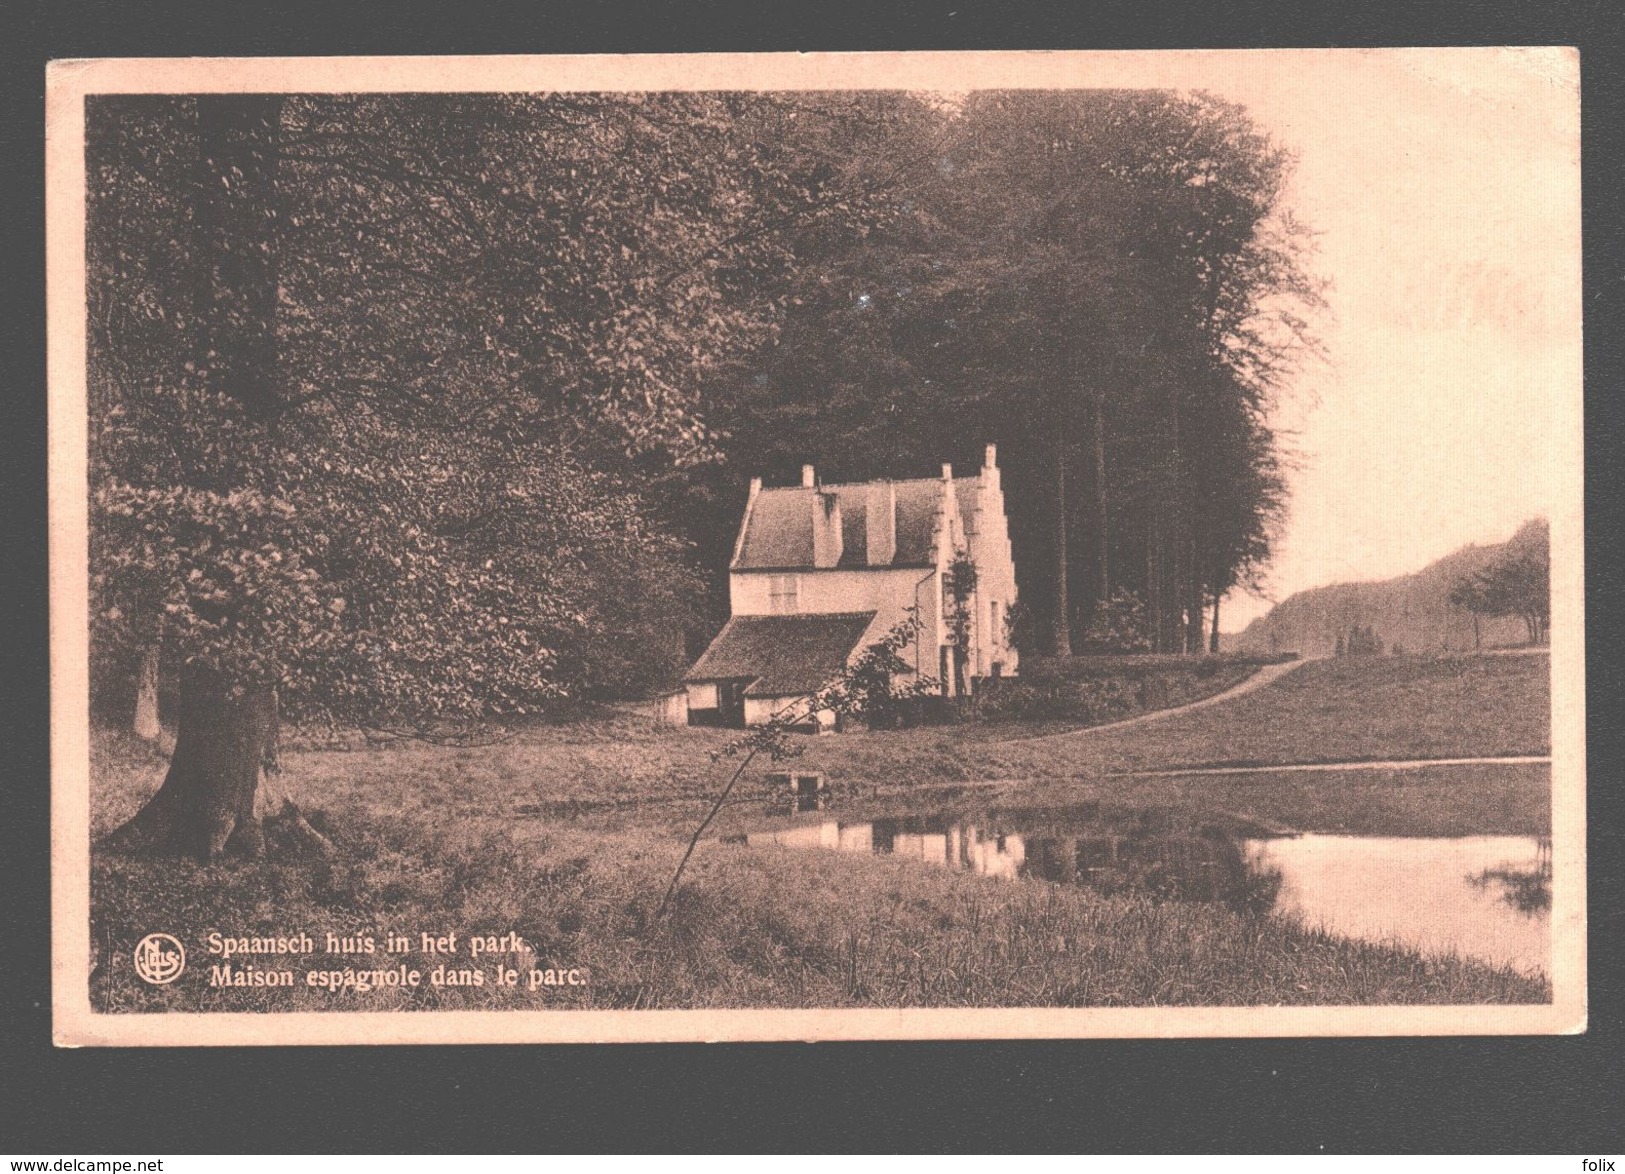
[684, 444, 1019, 729]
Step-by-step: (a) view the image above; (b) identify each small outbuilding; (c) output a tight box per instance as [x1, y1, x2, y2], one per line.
[684, 611, 876, 729]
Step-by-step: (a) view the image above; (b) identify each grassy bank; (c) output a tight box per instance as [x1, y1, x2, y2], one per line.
[87, 651, 1554, 1011]
[92, 651, 1552, 847]
[1045, 652, 1552, 773]
[91, 802, 1548, 1012]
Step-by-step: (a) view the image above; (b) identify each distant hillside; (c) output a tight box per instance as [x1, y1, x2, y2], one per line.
[1226, 520, 1547, 657]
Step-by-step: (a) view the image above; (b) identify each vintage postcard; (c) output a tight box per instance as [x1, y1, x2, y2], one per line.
[48, 50, 1584, 1045]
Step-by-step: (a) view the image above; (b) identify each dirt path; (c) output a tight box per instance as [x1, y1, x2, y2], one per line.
[1006, 657, 1309, 745]
[1107, 754, 1551, 780]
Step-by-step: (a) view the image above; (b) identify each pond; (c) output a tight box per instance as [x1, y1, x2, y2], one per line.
[1245, 833, 1550, 977]
[727, 805, 1550, 977]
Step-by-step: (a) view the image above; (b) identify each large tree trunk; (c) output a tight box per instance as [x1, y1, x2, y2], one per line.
[1145, 511, 1162, 653]
[102, 667, 327, 861]
[100, 97, 325, 863]
[1092, 391, 1111, 602]
[1051, 442, 1073, 657]
[1158, 374, 1186, 653]
[1150, 508, 1185, 654]
[1209, 591, 1222, 654]
[132, 644, 161, 741]
[1185, 535, 1205, 654]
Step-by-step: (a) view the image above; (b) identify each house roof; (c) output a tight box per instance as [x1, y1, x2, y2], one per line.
[733, 477, 959, 571]
[731, 488, 818, 569]
[685, 611, 877, 697]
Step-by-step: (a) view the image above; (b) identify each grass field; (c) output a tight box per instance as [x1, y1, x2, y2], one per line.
[1050, 652, 1551, 772]
[92, 794, 1548, 1012]
[801, 651, 1551, 784]
[730, 653, 1549, 836]
[87, 651, 1554, 1010]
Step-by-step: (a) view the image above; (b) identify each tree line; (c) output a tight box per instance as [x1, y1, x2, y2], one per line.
[1449, 519, 1550, 649]
[697, 90, 1320, 656]
[86, 91, 1320, 857]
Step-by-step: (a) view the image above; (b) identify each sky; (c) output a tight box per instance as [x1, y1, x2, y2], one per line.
[1125, 50, 1581, 630]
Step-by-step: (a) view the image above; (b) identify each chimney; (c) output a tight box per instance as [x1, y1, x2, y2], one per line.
[941, 462, 953, 481]
[984, 444, 997, 470]
[866, 481, 897, 566]
[748, 476, 762, 497]
[801, 464, 817, 488]
[812, 490, 843, 568]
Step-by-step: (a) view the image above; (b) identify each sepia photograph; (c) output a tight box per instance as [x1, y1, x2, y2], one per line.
[47, 50, 1584, 1045]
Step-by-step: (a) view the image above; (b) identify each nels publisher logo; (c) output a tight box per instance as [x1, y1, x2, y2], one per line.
[133, 933, 186, 985]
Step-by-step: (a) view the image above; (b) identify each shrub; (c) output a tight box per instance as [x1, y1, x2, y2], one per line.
[1079, 590, 1152, 654]
[965, 676, 1141, 725]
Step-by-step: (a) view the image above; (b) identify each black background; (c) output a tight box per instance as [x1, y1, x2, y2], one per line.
[3, 0, 1622, 1154]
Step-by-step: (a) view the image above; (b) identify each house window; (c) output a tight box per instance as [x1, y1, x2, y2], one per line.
[769, 574, 800, 614]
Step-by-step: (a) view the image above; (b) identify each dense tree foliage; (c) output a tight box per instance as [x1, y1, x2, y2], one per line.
[88, 93, 879, 855]
[1449, 519, 1550, 646]
[707, 90, 1319, 654]
[87, 89, 1320, 857]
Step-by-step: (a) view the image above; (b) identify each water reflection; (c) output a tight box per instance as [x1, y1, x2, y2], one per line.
[1466, 837, 1552, 914]
[731, 809, 1550, 976]
[736, 809, 1280, 914]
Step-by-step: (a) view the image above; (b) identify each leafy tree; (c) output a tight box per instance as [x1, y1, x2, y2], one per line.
[1079, 91, 1320, 652]
[1449, 519, 1550, 647]
[945, 550, 978, 695]
[88, 93, 870, 859]
[1448, 576, 1490, 651]
[711, 91, 1319, 657]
